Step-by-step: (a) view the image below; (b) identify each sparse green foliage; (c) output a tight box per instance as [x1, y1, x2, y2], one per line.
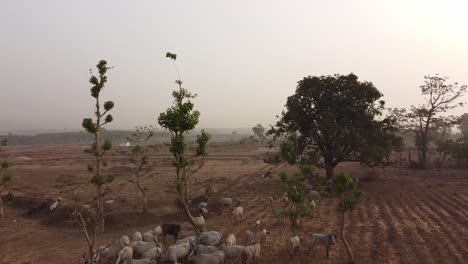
[158, 52, 210, 233]
[122, 136, 157, 213]
[332, 172, 361, 263]
[78, 60, 115, 263]
[279, 170, 311, 234]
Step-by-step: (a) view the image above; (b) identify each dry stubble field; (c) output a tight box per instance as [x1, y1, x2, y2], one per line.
[0, 143, 467, 264]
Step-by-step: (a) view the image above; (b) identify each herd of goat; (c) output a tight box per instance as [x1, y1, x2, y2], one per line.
[86, 189, 337, 264]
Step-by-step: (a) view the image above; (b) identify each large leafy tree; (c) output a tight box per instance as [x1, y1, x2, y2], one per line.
[252, 123, 266, 142]
[158, 52, 210, 233]
[273, 73, 401, 179]
[392, 75, 466, 168]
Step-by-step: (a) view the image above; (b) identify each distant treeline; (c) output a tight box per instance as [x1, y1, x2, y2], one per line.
[0, 130, 252, 145]
[0, 130, 170, 145]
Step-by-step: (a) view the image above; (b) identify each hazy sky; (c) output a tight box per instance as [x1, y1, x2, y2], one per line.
[1, 0, 467, 131]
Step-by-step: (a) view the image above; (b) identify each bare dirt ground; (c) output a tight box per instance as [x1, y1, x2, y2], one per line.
[0, 143, 467, 264]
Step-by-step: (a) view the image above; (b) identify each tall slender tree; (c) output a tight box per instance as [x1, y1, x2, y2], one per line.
[81, 60, 115, 231]
[158, 52, 210, 233]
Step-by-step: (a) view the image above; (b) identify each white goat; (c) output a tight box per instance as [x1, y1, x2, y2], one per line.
[198, 202, 208, 209]
[218, 197, 233, 207]
[219, 243, 246, 262]
[288, 236, 300, 259]
[115, 246, 133, 264]
[232, 206, 244, 222]
[162, 243, 191, 264]
[143, 231, 158, 243]
[141, 247, 162, 259]
[226, 233, 236, 246]
[120, 235, 131, 249]
[200, 207, 208, 215]
[244, 243, 261, 264]
[175, 236, 197, 246]
[131, 241, 156, 256]
[133, 231, 143, 242]
[154, 226, 163, 236]
[311, 233, 338, 258]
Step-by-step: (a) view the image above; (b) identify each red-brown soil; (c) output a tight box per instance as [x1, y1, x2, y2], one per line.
[0, 144, 467, 264]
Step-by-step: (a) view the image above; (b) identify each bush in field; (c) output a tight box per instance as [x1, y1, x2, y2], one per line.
[278, 170, 311, 235]
[333, 172, 361, 264]
[158, 52, 210, 234]
[124, 143, 157, 213]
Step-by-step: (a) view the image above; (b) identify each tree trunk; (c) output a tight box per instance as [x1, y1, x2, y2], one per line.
[179, 189, 201, 234]
[137, 177, 148, 213]
[340, 211, 356, 264]
[326, 166, 334, 179]
[420, 136, 428, 169]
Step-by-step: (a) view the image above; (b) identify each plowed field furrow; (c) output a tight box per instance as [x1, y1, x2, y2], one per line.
[417, 192, 468, 260]
[390, 195, 428, 264]
[433, 192, 468, 220]
[382, 195, 416, 264]
[408, 193, 462, 263]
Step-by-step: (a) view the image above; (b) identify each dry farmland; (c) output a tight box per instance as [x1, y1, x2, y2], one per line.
[0, 143, 467, 264]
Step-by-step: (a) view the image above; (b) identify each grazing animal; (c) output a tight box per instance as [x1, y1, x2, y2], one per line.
[310, 200, 317, 209]
[193, 245, 219, 255]
[143, 231, 159, 244]
[161, 242, 191, 264]
[161, 224, 181, 244]
[141, 247, 162, 259]
[226, 233, 236, 246]
[49, 198, 61, 213]
[116, 246, 133, 264]
[179, 230, 197, 239]
[175, 236, 197, 246]
[255, 219, 261, 227]
[119, 235, 131, 250]
[218, 197, 233, 207]
[198, 202, 208, 209]
[199, 231, 223, 246]
[219, 243, 246, 262]
[256, 229, 270, 243]
[131, 241, 157, 256]
[311, 233, 338, 258]
[154, 226, 163, 236]
[232, 206, 244, 222]
[200, 207, 208, 215]
[245, 230, 255, 245]
[133, 231, 143, 242]
[288, 236, 300, 259]
[244, 242, 261, 264]
[189, 251, 225, 264]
